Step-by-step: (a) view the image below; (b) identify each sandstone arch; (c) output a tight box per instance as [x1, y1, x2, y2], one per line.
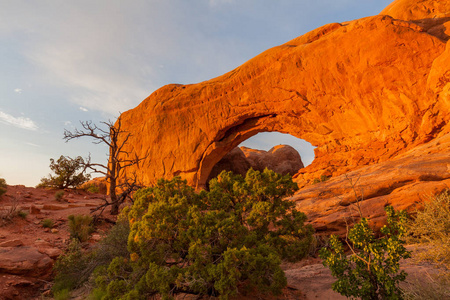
[117, 1, 450, 189]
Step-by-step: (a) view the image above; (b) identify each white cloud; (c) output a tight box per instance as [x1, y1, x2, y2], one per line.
[14, 88, 22, 93]
[25, 142, 40, 147]
[0, 110, 38, 131]
[79, 107, 88, 112]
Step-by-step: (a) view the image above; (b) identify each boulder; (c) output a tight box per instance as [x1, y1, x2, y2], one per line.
[208, 147, 251, 181]
[81, 177, 108, 194]
[208, 145, 304, 181]
[242, 145, 304, 175]
[0, 246, 53, 278]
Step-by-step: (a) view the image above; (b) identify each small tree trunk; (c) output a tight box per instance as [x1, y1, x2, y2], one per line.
[109, 152, 119, 215]
[110, 179, 119, 215]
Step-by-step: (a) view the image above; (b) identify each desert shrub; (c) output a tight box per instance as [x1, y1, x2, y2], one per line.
[38, 155, 90, 189]
[85, 184, 100, 194]
[55, 190, 65, 201]
[94, 169, 313, 299]
[0, 196, 18, 225]
[42, 218, 54, 228]
[17, 210, 28, 219]
[53, 288, 70, 300]
[53, 239, 93, 294]
[313, 174, 330, 184]
[0, 178, 6, 197]
[320, 206, 410, 299]
[68, 214, 94, 242]
[52, 219, 130, 296]
[405, 190, 450, 269]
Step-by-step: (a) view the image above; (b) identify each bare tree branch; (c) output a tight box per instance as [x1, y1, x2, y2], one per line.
[64, 116, 145, 215]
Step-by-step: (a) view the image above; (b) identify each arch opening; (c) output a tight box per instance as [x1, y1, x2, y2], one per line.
[239, 132, 316, 167]
[204, 131, 316, 187]
[195, 114, 320, 189]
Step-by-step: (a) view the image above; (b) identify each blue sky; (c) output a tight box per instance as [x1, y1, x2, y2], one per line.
[0, 0, 392, 186]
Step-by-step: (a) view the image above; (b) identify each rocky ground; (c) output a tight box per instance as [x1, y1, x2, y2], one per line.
[0, 185, 116, 299]
[0, 184, 447, 299]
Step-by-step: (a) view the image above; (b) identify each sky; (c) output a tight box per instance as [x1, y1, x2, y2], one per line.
[0, 0, 393, 187]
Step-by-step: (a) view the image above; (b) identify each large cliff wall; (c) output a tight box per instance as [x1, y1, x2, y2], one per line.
[116, 0, 450, 189]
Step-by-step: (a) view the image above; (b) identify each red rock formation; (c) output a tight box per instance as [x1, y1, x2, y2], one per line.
[208, 145, 304, 181]
[207, 147, 251, 181]
[241, 145, 304, 175]
[292, 132, 450, 235]
[114, 0, 449, 206]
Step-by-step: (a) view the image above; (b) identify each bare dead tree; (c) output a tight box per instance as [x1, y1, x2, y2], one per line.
[64, 117, 145, 215]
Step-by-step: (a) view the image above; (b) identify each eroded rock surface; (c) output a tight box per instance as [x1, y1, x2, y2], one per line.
[116, 1, 450, 190]
[381, 0, 450, 21]
[292, 133, 450, 235]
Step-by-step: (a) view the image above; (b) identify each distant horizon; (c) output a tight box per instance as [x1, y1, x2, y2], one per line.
[0, 0, 392, 186]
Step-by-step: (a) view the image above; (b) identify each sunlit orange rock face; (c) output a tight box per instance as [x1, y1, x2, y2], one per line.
[381, 0, 450, 21]
[117, 0, 450, 203]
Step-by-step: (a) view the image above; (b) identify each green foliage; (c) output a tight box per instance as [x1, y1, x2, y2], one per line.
[55, 190, 65, 201]
[68, 214, 94, 242]
[0, 178, 6, 197]
[53, 239, 92, 294]
[405, 190, 450, 269]
[42, 218, 54, 228]
[17, 210, 28, 219]
[320, 206, 410, 299]
[53, 220, 130, 295]
[53, 288, 70, 300]
[38, 155, 90, 189]
[313, 175, 330, 184]
[85, 184, 100, 193]
[94, 169, 313, 299]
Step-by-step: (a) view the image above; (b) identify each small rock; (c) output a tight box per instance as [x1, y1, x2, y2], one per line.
[30, 205, 41, 214]
[12, 278, 33, 286]
[34, 240, 51, 247]
[0, 239, 24, 248]
[51, 229, 59, 234]
[44, 228, 50, 232]
[42, 204, 66, 210]
[91, 234, 102, 242]
[38, 247, 62, 259]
